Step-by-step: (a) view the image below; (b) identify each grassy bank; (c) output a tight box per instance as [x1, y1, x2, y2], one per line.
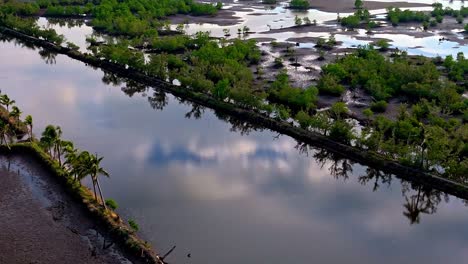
[0, 142, 165, 264]
[1, 25, 468, 201]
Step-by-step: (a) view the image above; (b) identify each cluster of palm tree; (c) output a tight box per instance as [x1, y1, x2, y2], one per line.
[0, 93, 29, 146]
[0, 94, 15, 112]
[0, 119, 14, 147]
[40, 124, 110, 209]
[0, 92, 111, 210]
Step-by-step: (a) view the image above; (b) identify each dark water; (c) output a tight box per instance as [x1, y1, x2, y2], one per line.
[2, 37, 468, 264]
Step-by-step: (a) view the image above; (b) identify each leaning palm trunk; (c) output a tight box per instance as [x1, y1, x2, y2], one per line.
[95, 177, 107, 209]
[57, 144, 62, 166]
[92, 179, 98, 201]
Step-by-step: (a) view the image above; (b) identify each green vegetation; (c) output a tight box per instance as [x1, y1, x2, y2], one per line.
[295, 15, 302, 26]
[443, 53, 468, 83]
[268, 70, 318, 112]
[340, 8, 375, 29]
[128, 219, 140, 232]
[289, 0, 309, 10]
[315, 35, 337, 50]
[370, 100, 388, 113]
[375, 39, 390, 51]
[0, 15, 65, 45]
[387, 7, 429, 26]
[388, 5, 468, 29]
[105, 199, 119, 210]
[354, 0, 363, 9]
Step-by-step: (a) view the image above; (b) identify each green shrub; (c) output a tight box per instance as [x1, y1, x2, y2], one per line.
[329, 120, 354, 144]
[128, 219, 139, 232]
[274, 57, 284, 68]
[375, 39, 390, 51]
[289, 0, 310, 10]
[370, 100, 388, 112]
[341, 14, 360, 29]
[318, 74, 345, 96]
[363, 108, 374, 118]
[105, 199, 118, 210]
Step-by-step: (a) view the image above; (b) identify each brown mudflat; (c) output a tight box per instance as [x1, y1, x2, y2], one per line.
[0, 154, 131, 264]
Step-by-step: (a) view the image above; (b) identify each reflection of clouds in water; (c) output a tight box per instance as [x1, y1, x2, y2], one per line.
[174, 167, 251, 200]
[59, 85, 78, 106]
[145, 138, 290, 167]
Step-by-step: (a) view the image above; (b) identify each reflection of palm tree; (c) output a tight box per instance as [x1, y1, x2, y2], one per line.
[312, 148, 353, 180]
[358, 168, 392, 192]
[38, 49, 57, 64]
[402, 184, 441, 225]
[185, 105, 204, 119]
[148, 90, 168, 110]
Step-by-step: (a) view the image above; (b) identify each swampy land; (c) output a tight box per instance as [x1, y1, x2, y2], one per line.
[1, 0, 468, 263]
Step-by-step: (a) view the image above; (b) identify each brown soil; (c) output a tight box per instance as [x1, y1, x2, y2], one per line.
[169, 9, 242, 26]
[0, 155, 132, 264]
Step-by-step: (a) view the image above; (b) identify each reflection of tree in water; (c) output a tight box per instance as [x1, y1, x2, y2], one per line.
[46, 18, 85, 28]
[148, 89, 168, 110]
[296, 143, 354, 180]
[0, 34, 39, 50]
[314, 148, 354, 181]
[38, 49, 57, 64]
[295, 142, 454, 225]
[214, 111, 264, 136]
[184, 103, 204, 119]
[101, 71, 124, 87]
[89, 68, 465, 226]
[358, 168, 392, 192]
[401, 182, 446, 225]
[38, 56, 461, 226]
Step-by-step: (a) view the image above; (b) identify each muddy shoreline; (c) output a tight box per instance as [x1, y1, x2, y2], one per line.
[3, 26, 468, 202]
[0, 153, 132, 264]
[0, 143, 165, 264]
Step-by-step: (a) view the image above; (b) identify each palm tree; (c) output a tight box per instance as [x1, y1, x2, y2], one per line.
[64, 145, 79, 179]
[0, 94, 15, 112]
[25, 115, 33, 141]
[89, 153, 110, 209]
[0, 120, 11, 146]
[73, 151, 92, 184]
[57, 139, 73, 168]
[40, 125, 58, 157]
[54, 126, 63, 166]
[69, 151, 109, 209]
[1, 123, 14, 148]
[9, 106, 22, 124]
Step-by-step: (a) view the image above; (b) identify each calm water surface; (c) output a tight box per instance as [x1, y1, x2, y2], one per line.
[1, 21, 468, 264]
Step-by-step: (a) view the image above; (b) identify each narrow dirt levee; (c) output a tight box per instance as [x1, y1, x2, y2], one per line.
[0, 154, 132, 264]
